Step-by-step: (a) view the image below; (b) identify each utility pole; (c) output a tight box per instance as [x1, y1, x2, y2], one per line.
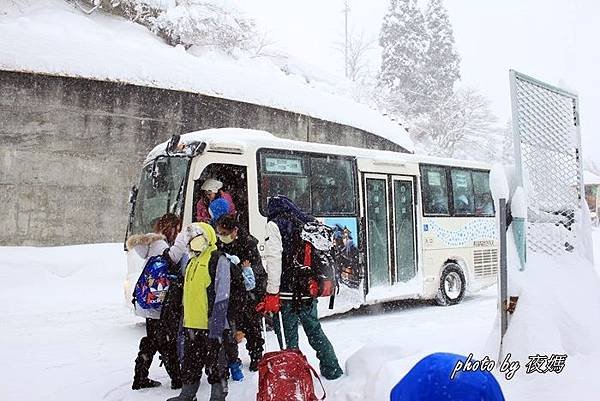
[343, 0, 350, 78]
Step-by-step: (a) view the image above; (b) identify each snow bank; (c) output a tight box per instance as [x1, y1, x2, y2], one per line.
[0, 0, 413, 151]
[1, 243, 126, 312]
[0, 241, 500, 401]
[489, 189, 600, 399]
[2, 233, 598, 400]
[498, 250, 600, 401]
[341, 345, 420, 401]
[503, 253, 600, 360]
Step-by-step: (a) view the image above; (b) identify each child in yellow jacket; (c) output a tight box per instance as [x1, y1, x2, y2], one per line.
[168, 222, 231, 401]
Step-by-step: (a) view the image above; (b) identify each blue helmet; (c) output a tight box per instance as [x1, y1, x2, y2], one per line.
[390, 353, 505, 401]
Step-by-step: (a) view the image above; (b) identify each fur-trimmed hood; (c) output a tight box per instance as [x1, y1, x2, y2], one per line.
[126, 233, 169, 259]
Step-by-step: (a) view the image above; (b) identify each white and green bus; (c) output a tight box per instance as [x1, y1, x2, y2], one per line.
[125, 128, 498, 314]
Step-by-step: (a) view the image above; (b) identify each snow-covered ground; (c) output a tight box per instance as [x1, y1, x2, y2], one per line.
[1, 229, 599, 400]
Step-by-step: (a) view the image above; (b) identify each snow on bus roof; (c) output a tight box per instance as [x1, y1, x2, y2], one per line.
[146, 128, 491, 170]
[0, 0, 413, 152]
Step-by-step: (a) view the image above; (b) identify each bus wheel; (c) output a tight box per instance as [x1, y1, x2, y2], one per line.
[435, 263, 465, 306]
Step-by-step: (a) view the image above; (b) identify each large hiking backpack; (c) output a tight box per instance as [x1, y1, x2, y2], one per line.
[132, 255, 171, 319]
[257, 348, 326, 401]
[291, 219, 338, 308]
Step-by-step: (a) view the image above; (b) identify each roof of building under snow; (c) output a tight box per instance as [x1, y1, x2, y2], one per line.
[0, 0, 413, 152]
[585, 170, 600, 185]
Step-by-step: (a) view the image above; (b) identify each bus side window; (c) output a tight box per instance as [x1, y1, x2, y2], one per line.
[473, 171, 495, 216]
[310, 156, 356, 215]
[421, 165, 450, 215]
[451, 169, 475, 215]
[258, 152, 310, 213]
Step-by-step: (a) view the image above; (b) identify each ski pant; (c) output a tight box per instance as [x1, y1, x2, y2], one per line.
[181, 328, 229, 385]
[273, 299, 343, 380]
[133, 283, 183, 384]
[224, 309, 265, 364]
[133, 317, 181, 383]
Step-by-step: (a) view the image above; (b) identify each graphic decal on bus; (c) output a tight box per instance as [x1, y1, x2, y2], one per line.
[321, 217, 360, 289]
[423, 218, 497, 248]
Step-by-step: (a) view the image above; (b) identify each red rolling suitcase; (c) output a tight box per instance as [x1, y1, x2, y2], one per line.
[256, 313, 326, 401]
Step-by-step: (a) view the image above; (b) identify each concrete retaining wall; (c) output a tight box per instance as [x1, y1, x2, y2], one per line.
[0, 70, 406, 245]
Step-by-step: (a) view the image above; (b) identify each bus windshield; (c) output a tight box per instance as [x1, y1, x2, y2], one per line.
[130, 156, 189, 236]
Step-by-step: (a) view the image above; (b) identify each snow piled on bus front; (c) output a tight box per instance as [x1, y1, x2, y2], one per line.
[0, 0, 413, 152]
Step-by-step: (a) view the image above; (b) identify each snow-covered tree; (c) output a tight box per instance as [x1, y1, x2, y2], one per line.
[412, 87, 498, 159]
[422, 0, 460, 104]
[155, 2, 256, 53]
[73, 0, 258, 55]
[378, 0, 428, 115]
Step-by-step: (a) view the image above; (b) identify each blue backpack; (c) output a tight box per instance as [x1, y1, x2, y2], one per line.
[133, 255, 171, 318]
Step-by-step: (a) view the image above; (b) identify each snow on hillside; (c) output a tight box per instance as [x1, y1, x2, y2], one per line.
[0, 0, 413, 151]
[1, 229, 599, 400]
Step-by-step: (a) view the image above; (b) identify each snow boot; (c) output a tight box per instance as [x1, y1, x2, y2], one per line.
[133, 347, 161, 390]
[229, 360, 244, 381]
[249, 351, 262, 372]
[166, 381, 200, 401]
[322, 367, 343, 380]
[132, 378, 162, 390]
[249, 359, 260, 372]
[161, 353, 183, 389]
[209, 381, 228, 401]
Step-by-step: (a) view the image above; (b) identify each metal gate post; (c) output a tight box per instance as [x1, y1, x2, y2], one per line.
[499, 198, 508, 360]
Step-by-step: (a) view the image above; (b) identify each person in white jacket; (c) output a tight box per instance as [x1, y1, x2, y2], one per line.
[127, 213, 188, 390]
[257, 196, 343, 380]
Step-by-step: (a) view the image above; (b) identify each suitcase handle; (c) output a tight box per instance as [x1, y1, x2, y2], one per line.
[308, 363, 327, 400]
[262, 312, 287, 350]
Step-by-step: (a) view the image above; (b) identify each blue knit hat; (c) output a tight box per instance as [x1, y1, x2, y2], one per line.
[209, 198, 230, 224]
[390, 353, 505, 401]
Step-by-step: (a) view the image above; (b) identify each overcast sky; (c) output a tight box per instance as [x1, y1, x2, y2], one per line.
[236, 0, 599, 164]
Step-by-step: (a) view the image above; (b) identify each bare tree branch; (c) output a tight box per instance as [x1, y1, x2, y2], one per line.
[334, 28, 376, 82]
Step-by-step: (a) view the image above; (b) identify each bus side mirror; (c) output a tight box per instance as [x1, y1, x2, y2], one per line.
[191, 141, 207, 157]
[167, 134, 181, 155]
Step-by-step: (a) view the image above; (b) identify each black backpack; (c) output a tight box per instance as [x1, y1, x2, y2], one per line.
[290, 218, 338, 309]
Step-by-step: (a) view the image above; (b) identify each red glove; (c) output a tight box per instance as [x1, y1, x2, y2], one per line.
[256, 293, 280, 314]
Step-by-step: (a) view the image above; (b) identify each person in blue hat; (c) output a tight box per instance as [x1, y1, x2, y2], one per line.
[390, 353, 505, 401]
[209, 198, 232, 226]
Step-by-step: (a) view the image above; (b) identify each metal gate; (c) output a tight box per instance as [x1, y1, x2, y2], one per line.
[509, 70, 584, 256]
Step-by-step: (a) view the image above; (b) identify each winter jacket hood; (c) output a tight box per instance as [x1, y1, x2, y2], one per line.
[265, 196, 314, 299]
[126, 233, 169, 259]
[267, 195, 313, 223]
[183, 222, 218, 329]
